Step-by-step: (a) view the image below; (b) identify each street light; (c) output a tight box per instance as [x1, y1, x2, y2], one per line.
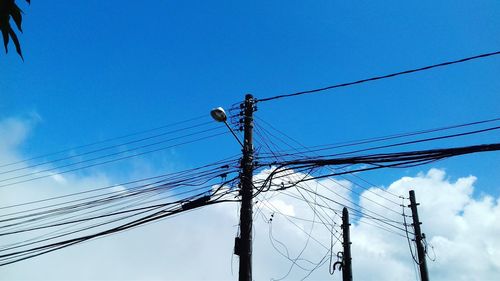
[210, 107, 228, 122]
[210, 107, 244, 147]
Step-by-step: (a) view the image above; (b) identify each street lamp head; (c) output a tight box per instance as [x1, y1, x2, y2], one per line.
[210, 107, 227, 122]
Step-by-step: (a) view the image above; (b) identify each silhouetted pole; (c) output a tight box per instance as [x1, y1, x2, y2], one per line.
[238, 94, 255, 281]
[341, 207, 353, 281]
[409, 190, 429, 281]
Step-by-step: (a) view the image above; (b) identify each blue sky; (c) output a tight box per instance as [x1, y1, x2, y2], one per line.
[1, 1, 500, 280]
[2, 0, 498, 191]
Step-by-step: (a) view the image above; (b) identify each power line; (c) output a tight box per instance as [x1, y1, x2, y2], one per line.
[254, 118, 404, 206]
[294, 185, 409, 233]
[259, 143, 500, 189]
[258, 125, 500, 162]
[254, 122, 413, 242]
[0, 130, 230, 188]
[0, 121, 214, 176]
[256, 117, 500, 159]
[0, 169, 238, 234]
[0, 126, 224, 184]
[253, 133, 410, 244]
[0, 114, 207, 169]
[0, 156, 239, 211]
[253, 123, 408, 230]
[259, 200, 332, 252]
[0, 167, 239, 255]
[258, 50, 500, 102]
[0, 196, 236, 266]
[254, 142, 500, 238]
[252, 126, 347, 278]
[0, 164, 242, 266]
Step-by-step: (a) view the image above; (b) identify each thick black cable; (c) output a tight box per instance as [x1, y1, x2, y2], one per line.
[0, 179, 239, 254]
[0, 164, 240, 256]
[0, 173, 237, 233]
[261, 143, 500, 169]
[0, 171, 239, 236]
[254, 125, 407, 229]
[253, 127, 408, 225]
[255, 120, 404, 208]
[254, 129, 410, 249]
[0, 192, 239, 266]
[258, 50, 500, 102]
[257, 125, 500, 163]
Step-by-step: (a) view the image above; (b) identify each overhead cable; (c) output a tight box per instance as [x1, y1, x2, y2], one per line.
[258, 50, 500, 102]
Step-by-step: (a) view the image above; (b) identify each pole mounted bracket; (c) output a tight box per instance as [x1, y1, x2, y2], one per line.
[332, 251, 344, 272]
[333, 261, 343, 272]
[234, 237, 242, 256]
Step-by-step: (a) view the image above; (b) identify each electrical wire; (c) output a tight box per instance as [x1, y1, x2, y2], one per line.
[0, 120, 214, 176]
[0, 158, 243, 266]
[255, 120, 404, 210]
[0, 130, 230, 188]
[0, 114, 207, 169]
[255, 118, 400, 201]
[258, 50, 500, 102]
[0, 154, 239, 212]
[255, 117, 414, 245]
[253, 122, 411, 229]
[259, 143, 500, 175]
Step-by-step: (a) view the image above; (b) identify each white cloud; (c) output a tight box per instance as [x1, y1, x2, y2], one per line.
[1, 117, 499, 280]
[353, 168, 500, 281]
[50, 173, 68, 184]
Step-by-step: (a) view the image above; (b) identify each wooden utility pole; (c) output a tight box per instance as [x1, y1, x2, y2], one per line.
[237, 94, 255, 281]
[409, 190, 429, 281]
[341, 207, 353, 281]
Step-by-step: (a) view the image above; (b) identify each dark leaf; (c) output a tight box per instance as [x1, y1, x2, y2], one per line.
[0, 0, 30, 59]
[0, 26, 9, 53]
[7, 25, 23, 60]
[9, 5, 22, 32]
